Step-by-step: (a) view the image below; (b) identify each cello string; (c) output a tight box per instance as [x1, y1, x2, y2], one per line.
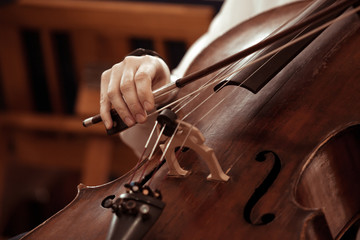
[128, 121, 159, 183]
[172, 64, 239, 114]
[147, 123, 180, 187]
[137, 123, 166, 181]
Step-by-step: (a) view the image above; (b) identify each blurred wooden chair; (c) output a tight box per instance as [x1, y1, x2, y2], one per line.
[0, 0, 213, 233]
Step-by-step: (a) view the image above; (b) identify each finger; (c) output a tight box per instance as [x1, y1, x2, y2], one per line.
[108, 63, 136, 127]
[100, 69, 113, 129]
[134, 57, 157, 112]
[120, 64, 147, 124]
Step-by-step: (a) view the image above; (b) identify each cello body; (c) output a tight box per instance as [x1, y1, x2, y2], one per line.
[22, 1, 360, 239]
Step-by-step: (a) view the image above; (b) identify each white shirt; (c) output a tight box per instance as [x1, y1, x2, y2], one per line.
[121, 0, 302, 157]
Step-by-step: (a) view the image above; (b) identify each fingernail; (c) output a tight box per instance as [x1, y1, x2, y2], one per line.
[135, 113, 146, 123]
[144, 101, 153, 111]
[124, 117, 135, 126]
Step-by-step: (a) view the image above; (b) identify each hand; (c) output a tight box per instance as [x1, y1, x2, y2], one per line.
[100, 55, 171, 129]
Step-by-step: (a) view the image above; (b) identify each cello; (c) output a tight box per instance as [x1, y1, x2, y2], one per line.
[21, 0, 360, 239]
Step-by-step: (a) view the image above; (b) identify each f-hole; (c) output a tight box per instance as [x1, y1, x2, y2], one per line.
[243, 150, 281, 225]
